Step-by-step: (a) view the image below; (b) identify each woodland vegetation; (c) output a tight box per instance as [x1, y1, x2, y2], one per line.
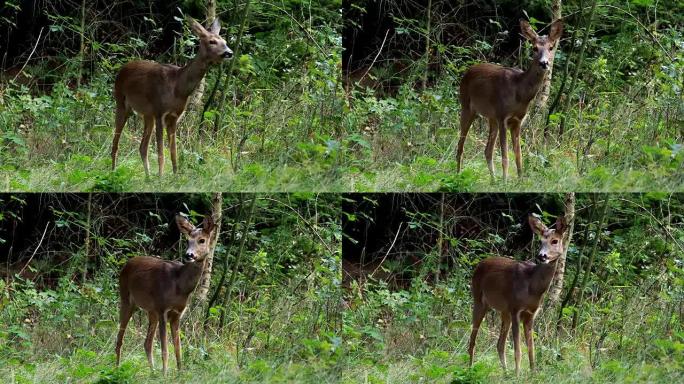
[343, 0, 683, 191]
[0, 193, 341, 383]
[0, 0, 342, 191]
[341, 193, 683, 382]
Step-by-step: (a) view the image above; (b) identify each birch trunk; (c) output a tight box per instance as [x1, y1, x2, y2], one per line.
[196, 192, 222, 302]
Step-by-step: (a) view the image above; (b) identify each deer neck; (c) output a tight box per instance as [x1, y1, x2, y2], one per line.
[176, 55, 210, 99]
[518, 61, 546, 104]
[177, 259, 206, 296]
[529, 259, 559, 297]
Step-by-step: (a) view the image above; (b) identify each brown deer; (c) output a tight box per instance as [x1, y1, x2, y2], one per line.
[115, 214, 216, 374]
[111, 18, 232, 177]
[456, 20, 563, 181]
[468, 215, 567, 375]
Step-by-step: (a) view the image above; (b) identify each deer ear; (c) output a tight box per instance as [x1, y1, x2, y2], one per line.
[176, 215, 195, 235]
[201, 215, 216, 234]
[549, 19, 563, 42]
[528, 215, 547, 236]
[208, 18, 221, 35]
[188, 17, 208, 37]
[520, 20, 538, 41]
[555, 215, 567, 235]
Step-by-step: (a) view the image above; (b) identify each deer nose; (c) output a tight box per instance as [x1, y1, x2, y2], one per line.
[537, 253, 549, 263]
[184, 252, 195, 262]
[222, 50, 233, 59]
[539, 60, 549, 70]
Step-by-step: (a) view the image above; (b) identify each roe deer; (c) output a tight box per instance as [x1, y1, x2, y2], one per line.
[111, 18, 233, 177]
[115, 214, 216, 374]
[468, 215, 567, 375]
[456, 20, 563, 181]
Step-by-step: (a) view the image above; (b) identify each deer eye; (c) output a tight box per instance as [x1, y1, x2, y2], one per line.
[551, 239, 559, 245]
[209, 40, 217, 45]
[199, 239, 206, 244]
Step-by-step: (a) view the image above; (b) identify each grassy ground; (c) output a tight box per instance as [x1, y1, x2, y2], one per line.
[340, 276, 684, 384]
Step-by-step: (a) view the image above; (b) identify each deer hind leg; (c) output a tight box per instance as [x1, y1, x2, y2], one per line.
[159, 312, 169, 375]
[115, 299, 136, 367]
[456, 106, 476, 173]
[484, 118, 499, 180]
[144, 311, 159, 370]
[522, 311, 535, 371]
[511, 310, 521, 375]
[468, 298, 488, 367]
[509, 118, 523, 178]
[139, 115, 154, 178]
[111, 104, 131, 171]
[155, 116, 165, 177]
[497, 312, 512, 371]
[169, 311, 182, 370]
[498, 118, 509, 182]
[165, 114, 179, 174]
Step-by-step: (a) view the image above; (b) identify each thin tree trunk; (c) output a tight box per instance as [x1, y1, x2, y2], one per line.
[219, 195, 257, 329]
[189, 0, 217, 111]
[82, 192, 92, 282]
[196, 192, 223, 302]
[535, 0, 562, 111]
[559, 0, 598, 140]
[572, 195, 610, 330]
[77, 0, 86, 88]
[422, 0, 432, 90]
[212, 0, 251, 135]
[549, 192, 574, 303]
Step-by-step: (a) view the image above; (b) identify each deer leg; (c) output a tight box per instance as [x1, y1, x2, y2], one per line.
[144, 311, 159, 370]
[166, 116, 179, 174]
[522, 311, 535, 371]
[169, 312, 182, 371]
[155, 117, 165, 177]
[468, 300, 488, 367]
[497, 312, 512, 371]
[159, 312, 169, 375]
[111, 104, 130, 171]
[115, 300, 136, 367]
[499, 118, 509, 182]
[139, 115, 154, 178]
[484, 118, 499, 180]
[456, 107, 476, 173]
[510, 119, 523, 178]
[511, 310, 521, 375]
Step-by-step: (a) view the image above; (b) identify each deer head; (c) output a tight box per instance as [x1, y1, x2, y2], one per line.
[189, 18, 233, 64]
[520, 19, 563, 70]
[176, 214, 215, 263]
[528, 215, 566, 264]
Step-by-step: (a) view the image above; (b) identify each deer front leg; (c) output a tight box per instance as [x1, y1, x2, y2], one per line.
[499, 118, 509, 182]
[484, 118, 499, 181]
[522, 311, 535, 371]
[511, 310, 521, 375]
[170, 312, 182, 370]
[144, 311, 159, 370]
[166, 115, 179, 174]
[509, 118, 523, 178]
[497, 312, 512, 370]
[155, 117, 165, 176]
[139, 116, 154, 178]
[158, 313, 169, 375]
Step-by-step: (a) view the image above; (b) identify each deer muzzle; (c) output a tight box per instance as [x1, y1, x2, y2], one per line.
[222, 49, 233, 59]
[536, 253, 549, 263]
[183, 253, 196, 263]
